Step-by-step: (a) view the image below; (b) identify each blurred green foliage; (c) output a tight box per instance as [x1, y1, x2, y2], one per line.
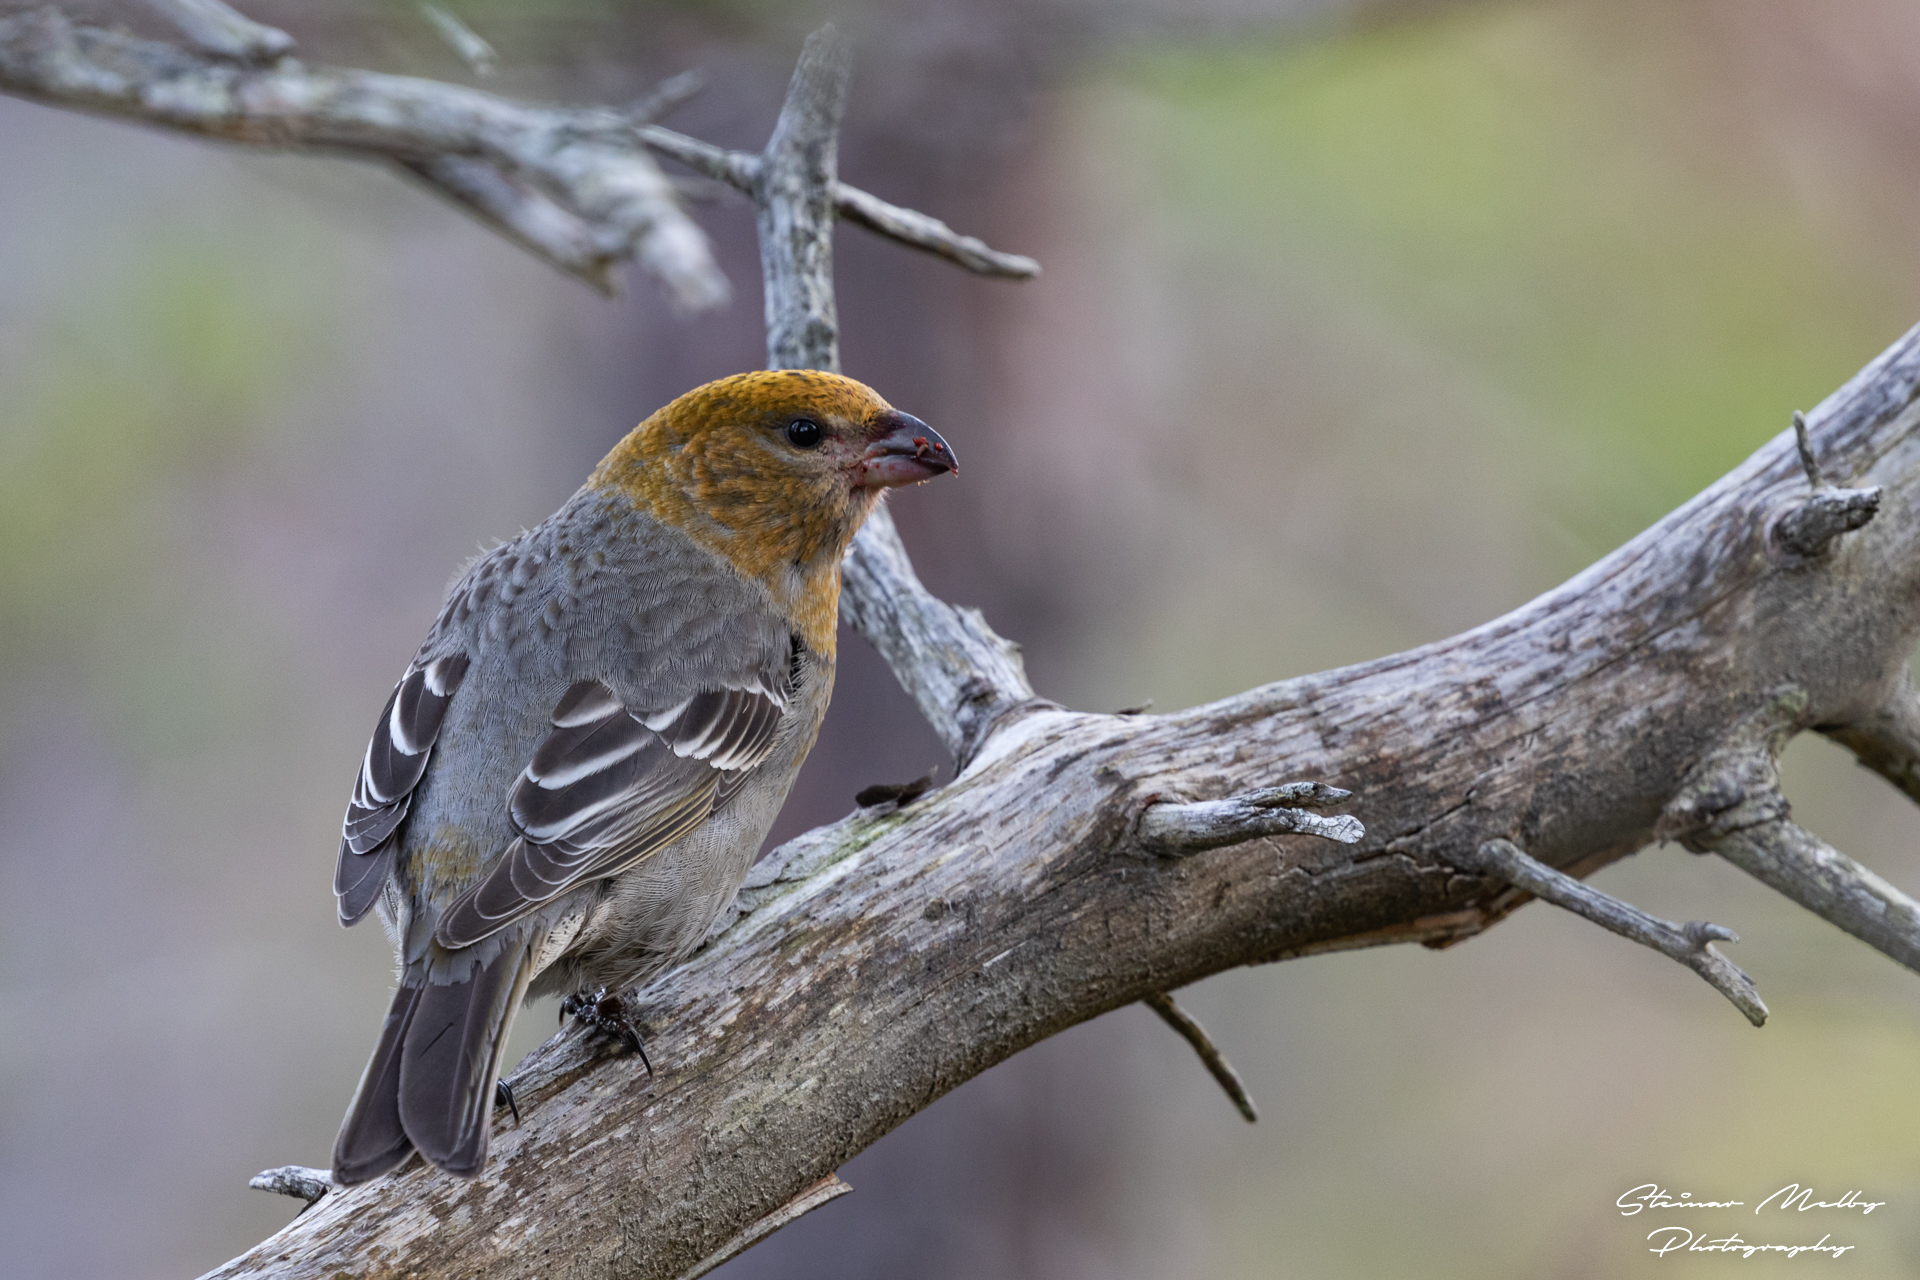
[1113, 3, 1908, 550]
[0, 239, 312, 747]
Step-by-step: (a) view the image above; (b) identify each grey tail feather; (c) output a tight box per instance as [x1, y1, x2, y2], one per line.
[396, 941, 533, 1178]
[332, 980, 426, 1186]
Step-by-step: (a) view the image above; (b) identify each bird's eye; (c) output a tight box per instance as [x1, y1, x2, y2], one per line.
[785, 418, 824, 448]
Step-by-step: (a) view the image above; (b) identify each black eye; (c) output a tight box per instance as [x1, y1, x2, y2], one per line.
[785, 418, 824, 449]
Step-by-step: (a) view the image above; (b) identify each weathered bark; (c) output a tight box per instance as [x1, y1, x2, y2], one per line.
[19, 8, 1919, 1280]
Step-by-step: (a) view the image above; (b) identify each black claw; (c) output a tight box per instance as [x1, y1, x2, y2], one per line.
[563, 987, 654, 1076]
[494, 1078, 521, 1125]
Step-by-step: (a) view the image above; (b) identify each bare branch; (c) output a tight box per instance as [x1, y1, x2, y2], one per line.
[1773, 407, 1881, 556]
[1136, 784, 1365, 856]
[640, 124, 1040, 279]
[0, 9, 726, 309]
[835, 184, 1041, 279]
[1460, 839, 1767, 1027]
[248, 1165, 330, 1207]
[418, 3, 497, 78]
[1711, 821, 1920, 973]
[1823, 677, 1920, 805]
[636, 124, 760, 188]
[1793, 409, 1824, 488]
[395, 156, 619, 293]
[626, 69, 707, 126]
[1142, 991, 1258, 1123]
[142, 0, 291, 61]
[756, 26, 851, 371]
[1661, 697, 1920, 975]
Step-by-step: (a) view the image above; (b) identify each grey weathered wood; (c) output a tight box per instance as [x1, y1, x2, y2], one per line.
[1136, 784, 1365, 856]
[1659, 699, 1920, 974]
[755, 26, 851, 373]
[418, 2, 496, 77]
[1460, 839, 1766, 1026]
[0, 9, 726, 309]
[640, 124, 1041, 279]
[143, 0, 291, 61]
[246, 1166, 330, 1208]
[741, 24, 1039, 764]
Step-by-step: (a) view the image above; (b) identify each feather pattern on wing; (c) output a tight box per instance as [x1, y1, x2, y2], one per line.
[433, 674, 788, 949]
[334, 652, 470, 925]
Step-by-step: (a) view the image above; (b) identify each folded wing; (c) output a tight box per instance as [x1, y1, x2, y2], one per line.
[433, 676, 788, 950]
[334, 652, 471, 925]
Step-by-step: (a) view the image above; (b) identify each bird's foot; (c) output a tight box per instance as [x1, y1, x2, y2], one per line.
[561, 987, 653, 1075]
[494, 1078, 521, 1124]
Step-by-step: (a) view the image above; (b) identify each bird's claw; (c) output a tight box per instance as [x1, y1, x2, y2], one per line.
[494, 1078, 521, 1124]
[561, 987, 653, 1075]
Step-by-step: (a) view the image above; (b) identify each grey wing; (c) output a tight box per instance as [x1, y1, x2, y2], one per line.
[433, 674, 789, 949]
[335, 653, 471, 925]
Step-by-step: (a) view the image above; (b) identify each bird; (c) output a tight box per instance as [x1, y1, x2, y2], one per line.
[329, 369, 956, 1185]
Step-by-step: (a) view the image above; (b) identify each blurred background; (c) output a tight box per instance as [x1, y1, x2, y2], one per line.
[5, 0, 1920, 1275]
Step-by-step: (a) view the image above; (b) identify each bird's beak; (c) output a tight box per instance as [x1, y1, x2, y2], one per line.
[858, 411, 958, 489]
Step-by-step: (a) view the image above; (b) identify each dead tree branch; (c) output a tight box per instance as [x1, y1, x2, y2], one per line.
[1456, 839, 1767, 1026]
[1142, 991, 1259, 1123]
[4, 10, 1885, 1278]
[0, 7, 1036, 308]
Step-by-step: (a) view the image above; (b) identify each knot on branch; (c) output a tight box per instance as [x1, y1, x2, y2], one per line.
[1659, 689, 1920, 977]
[1135, 782, 1363, 857]
[1770, 486, 1882, 558]
[249, 1165, 331, 1207]
[1771, 409, 1880, 558]
[1656, 689, 1805, 848]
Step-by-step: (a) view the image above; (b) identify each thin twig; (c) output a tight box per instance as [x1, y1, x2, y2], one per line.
[627, 69, 707, 125]
[1462, 839, 1767, 1026]
[839, 505, 1037, 763]
[419, 3, 496, 77]
[733, 30, 1038, 758]
[1143, 991, 1258, 1123]
[1792, 410, 1824, 489]
[142, 0, 291, 61]
[1774, 410, 1880, 556]
[640, 124, 1040, 279]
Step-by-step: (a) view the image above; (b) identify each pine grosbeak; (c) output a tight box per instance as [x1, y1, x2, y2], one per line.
[331, 370, 955, 1184]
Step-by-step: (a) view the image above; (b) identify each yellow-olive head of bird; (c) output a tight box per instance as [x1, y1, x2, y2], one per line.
[590, 369, 955, 602]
